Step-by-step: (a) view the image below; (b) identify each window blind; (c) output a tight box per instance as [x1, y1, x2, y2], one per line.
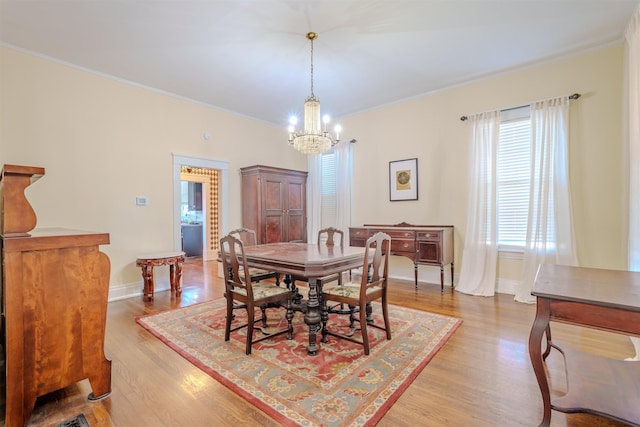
[497, 108, 531, 248]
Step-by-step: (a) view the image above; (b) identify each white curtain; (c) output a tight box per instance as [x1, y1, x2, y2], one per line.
[307, 154, 322, 244]
[456, 111, 500, 296]
[306, 141, 353, 245]
[625, 4, 640, 361]
[515, 96, 578, 303]
[334, 141, 354, 245]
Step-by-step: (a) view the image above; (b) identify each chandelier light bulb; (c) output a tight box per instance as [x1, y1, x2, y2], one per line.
[289, 116, 298, 126]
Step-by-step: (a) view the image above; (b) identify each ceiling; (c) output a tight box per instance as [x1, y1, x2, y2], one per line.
[1, 1, 638, 127]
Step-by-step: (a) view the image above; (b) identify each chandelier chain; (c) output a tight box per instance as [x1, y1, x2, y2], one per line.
[309, 36, 314, 98]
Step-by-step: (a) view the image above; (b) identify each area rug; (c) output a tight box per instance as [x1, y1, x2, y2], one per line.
[136, 299, 462, 427]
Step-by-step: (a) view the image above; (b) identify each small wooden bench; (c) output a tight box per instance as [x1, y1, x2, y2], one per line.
[136, 251, 185, 300]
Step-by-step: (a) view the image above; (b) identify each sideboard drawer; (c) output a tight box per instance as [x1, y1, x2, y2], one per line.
[390, 238, 415, 254]
[386, 230, 416, 239]
[417, 231, 442, 241]
[349, 228, 369, 247]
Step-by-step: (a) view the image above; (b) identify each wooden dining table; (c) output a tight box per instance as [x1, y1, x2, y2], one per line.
[241, 242, 366, 355]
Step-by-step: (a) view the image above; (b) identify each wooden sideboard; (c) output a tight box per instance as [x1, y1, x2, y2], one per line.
[349, 223, 454, 291]
[1, 165, 112, 427]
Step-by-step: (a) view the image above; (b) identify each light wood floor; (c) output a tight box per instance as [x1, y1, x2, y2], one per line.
[4, 258, 635, 427]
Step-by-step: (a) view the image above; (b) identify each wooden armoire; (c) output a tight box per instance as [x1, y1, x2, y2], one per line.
[0, 164, 112, 427]
[240, 165, 308, 244]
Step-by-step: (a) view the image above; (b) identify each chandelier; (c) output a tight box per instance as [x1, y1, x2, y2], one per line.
[288, 32, 341, 155]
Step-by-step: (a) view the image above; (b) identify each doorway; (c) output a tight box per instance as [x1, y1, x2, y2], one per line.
[172, 154, 229, 261]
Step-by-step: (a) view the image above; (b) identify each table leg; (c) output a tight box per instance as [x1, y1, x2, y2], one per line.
[174, 258, 183, 296]
[528, 298, 552, 427]
[169, 259, 184, 296]
[170, 263, 176, 293]
[304, 278, 321, 356]
[451, 262, 455, 289]
[140, 264, 154, 301]
[440, 265, 444, 292]
[414, 263, 418, 289]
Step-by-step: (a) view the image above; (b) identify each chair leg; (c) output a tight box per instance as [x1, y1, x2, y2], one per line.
[246, 307, 254, 355]
[382, 295, 391, 340]
[359, 303, 370, 355]
[224, 296, 233, 342]
[260, 306, 268, 328]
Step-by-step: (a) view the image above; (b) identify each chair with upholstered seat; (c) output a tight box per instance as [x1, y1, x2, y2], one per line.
[316, 227, 344, 285]
[228, 227, 280, 285]
[320, 231, 391, 355]
[287, 227, 345, 302]
[219, 234, 293, 355]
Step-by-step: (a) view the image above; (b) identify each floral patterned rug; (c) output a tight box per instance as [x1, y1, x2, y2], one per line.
[136, 299, 462, 427]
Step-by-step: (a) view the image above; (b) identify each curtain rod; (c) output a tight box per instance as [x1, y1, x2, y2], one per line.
[459, 93, 581, 121]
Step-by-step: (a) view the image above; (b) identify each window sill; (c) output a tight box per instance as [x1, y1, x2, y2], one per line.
[498, 246, 524, 260]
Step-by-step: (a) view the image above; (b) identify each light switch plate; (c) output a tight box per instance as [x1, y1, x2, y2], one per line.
[135, 196, 148, 206]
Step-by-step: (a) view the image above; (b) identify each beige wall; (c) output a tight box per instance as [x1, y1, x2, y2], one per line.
[343, 45, 625, 286]
[0, 43, 626, 294]
[0, 46, 307, 290]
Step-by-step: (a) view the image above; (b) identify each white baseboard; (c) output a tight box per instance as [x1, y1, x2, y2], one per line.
[110, 265, 517, 302]
[108, 280, 171, 302]
[387, 272, 517, 295]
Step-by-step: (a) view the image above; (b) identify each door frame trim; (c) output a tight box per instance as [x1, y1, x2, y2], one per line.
[172, 153, 229, 260]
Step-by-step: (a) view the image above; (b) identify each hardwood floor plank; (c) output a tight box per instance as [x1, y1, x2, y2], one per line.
[2, 258, 634, 426]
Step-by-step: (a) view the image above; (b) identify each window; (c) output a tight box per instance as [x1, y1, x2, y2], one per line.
[320, 150, 337, 228]
[496, 107, 531, 250]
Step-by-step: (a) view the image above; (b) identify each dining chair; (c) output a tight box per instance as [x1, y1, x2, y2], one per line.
[317, 227, 344, 285]
[288, 227, 345, 302]
[320, 231, 391, 355]
[228, 227, 281, 285]
[219, 234, 294, 355]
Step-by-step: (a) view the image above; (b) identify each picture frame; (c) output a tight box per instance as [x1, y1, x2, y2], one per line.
[389, 158, 418, 201]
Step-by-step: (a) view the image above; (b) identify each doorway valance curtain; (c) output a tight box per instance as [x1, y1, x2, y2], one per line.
[456, 111, 500, 296]
[514, 96, 578, 303]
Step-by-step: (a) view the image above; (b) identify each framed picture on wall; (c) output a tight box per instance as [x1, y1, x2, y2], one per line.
[389, 158, 418, 201]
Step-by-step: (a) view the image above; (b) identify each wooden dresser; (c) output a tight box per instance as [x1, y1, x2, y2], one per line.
[1, 164, 112, 427]
[349, 223, 454, 291]
[241, 165, 308, 244]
